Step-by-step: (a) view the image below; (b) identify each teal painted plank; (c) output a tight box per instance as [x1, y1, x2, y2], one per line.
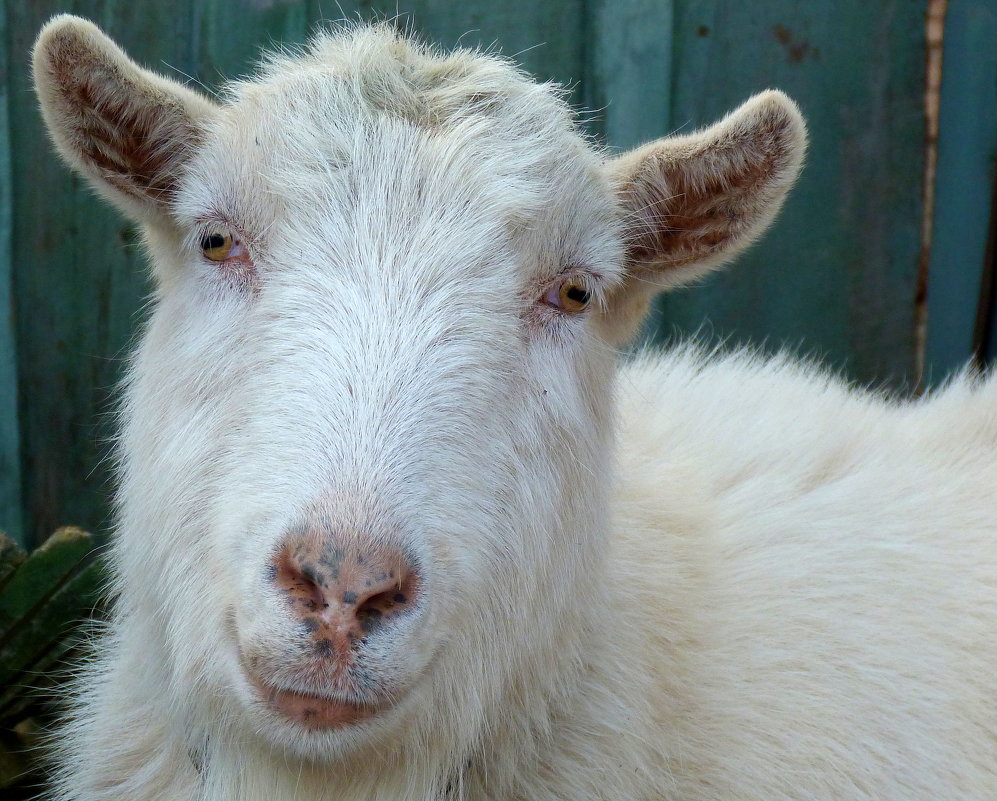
[584, 0, 674, 150]
[648, 2, 926, 390]
[0, 0, 23, 544]
[923, 0, 997, 381]
[386, 0, 586, 93]
[7, 0, 226, 547]
[7, 1, 319, 547]
[190, 0, 586, 102]
[8, 2, 184, 546]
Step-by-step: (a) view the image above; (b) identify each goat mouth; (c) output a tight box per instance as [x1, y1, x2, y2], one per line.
[249, 672, 387, 729]
[239, 653, 391, 730]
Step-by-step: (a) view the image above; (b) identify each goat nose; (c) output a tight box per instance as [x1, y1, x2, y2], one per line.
[270, 536, 419, 650]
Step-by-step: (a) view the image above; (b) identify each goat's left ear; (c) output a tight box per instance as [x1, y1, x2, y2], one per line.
[32, 14, 217, 224]
[599, 91, 806, 344]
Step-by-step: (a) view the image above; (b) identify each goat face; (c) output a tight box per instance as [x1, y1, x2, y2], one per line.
[33, 16, 804, 760]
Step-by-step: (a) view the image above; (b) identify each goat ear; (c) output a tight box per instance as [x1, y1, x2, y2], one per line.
[599, 91, 806, 344]
[32, 15, 217, 222]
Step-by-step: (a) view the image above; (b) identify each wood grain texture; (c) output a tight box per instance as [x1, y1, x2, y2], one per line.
[8, 2, 181, 547]
[0, 0, 22, 545]
[923, 0, 997, 380]
[648, 1, 927, 390]
[583, 0, 673, 150]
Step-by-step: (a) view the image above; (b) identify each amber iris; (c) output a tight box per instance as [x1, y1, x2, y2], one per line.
[558, 282, 591, 313]
[201, 231, 234, 261]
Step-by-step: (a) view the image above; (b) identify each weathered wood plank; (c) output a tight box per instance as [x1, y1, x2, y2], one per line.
[649, 1, 927, 390]
[923, 0, 997, 380]
[0, 0, 22, 545]
[8, 2, 181, 546]
[583, 0, 674, 150]
[384, 0, 587, 92]
[7, 0, 311, 546]
[190, 0, 587, 103]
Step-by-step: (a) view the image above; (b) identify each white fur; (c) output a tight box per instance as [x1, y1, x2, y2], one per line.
[32, 16, 996, 801]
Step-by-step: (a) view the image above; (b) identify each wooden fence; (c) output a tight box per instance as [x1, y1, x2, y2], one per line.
[1, 0, 995, 546]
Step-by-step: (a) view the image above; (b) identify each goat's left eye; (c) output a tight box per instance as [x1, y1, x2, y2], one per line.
[200, 228, 241, 262]
[543, 279, 592, 314]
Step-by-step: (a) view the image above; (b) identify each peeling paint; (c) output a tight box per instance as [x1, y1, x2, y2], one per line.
[772, 24, 819, 64]
[914, 0, 949, 390]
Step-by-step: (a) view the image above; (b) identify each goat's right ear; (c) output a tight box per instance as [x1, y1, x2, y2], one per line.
[32, 15, 217, 223]
[597, 91, 806, 345]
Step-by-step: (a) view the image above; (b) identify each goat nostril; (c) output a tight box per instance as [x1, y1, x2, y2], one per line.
[274, 552, 327, 612]
[270, 536, 420, 640]
[355, 575, 418, 632]
[359, 589, 407, 616]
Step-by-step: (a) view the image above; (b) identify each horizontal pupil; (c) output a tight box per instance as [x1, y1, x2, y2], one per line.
[565, 286, 590, 304]
[201, 234, 227, 250]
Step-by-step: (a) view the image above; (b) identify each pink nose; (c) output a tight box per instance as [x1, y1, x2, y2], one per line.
[270, 534, 419, 656]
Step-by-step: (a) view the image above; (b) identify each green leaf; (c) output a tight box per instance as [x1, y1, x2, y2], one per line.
[0, 527, 96, 640]
[0, 533, 25, 594]
[0, 559, 104, 721]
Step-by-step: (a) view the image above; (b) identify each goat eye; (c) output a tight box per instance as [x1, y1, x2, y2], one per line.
[200, 229, 237, 261]
[543, 279, 592, 314]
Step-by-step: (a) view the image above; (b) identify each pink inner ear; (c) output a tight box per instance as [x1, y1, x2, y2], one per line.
[40, 25, 204, 206]
[71, 78, 196, 203]
[622, 151, 772, 270]
[616, 94, 804, 275]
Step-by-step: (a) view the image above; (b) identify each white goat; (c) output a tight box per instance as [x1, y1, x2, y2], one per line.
[32, 15, 997, 801]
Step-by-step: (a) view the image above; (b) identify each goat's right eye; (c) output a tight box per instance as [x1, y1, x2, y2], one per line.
[542, 277, 592, 315]
[200, 229, 238, 261]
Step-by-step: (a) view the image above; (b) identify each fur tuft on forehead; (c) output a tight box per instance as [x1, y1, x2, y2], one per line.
[227, 23, 585, 147]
